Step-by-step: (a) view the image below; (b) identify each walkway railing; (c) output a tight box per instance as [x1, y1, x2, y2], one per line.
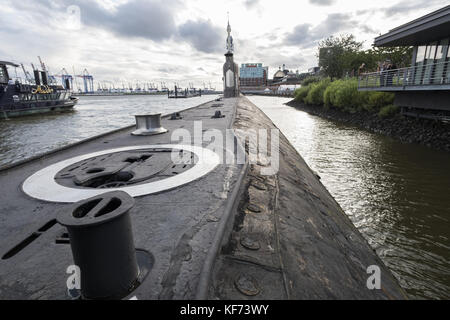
[358, 60, 450, 90]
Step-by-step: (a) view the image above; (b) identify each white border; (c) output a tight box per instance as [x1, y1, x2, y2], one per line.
[22, 144, 220, 203]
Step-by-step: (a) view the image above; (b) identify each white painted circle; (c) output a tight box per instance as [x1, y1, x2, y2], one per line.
[22, 144, 220, 203]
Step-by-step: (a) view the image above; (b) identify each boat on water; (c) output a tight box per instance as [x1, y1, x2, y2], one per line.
[168, 85, 202, 98]
[0, 61, 78, 119]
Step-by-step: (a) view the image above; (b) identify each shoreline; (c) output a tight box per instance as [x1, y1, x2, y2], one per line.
[286, 100, 450, 152]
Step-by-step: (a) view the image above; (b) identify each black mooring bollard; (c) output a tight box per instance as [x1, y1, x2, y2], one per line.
[57, 191, 138, 299]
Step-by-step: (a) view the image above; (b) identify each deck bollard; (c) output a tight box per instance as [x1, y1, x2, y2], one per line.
[131, 113, 168, 136]
[57, 191, 139, 299]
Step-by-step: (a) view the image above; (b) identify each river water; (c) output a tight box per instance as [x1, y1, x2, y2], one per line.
[0, 94, 219, 167]
[247, 96, 450, 300]
[0, 95, 448, 299]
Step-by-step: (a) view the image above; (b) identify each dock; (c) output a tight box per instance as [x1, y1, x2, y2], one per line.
[0, 96, 406, 299]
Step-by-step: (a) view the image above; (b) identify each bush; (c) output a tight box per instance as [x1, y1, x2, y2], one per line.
[332, 79, 363, 112]
[323, 79, 343, 107]
[294, 85, 312, 103]
[365, 92, 395, 112]
[305, 79, 331, 105]
[302, 76, 321, 86]
[295, 78, 397, 114]
[378, 105, 399, 118]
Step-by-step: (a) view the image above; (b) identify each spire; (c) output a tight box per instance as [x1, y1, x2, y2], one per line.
[225, 12, 234, 54]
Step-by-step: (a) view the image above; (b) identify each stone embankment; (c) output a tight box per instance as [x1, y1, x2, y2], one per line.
[287, 100, 450, 152]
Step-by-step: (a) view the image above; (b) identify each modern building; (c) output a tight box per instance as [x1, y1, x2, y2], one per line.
[358, 5, 450, 114]
[239, 63, 268, 87]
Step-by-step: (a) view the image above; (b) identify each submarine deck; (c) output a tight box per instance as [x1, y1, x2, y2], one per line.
[0, 96, 406, 299]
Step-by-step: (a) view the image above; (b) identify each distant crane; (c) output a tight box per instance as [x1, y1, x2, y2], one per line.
[21, 63, 33, 84]
[75, 69, 94, 93]
[160, 82, 168, 92]
[54, 68, 74, 90]
[37, 56, 57, 85]
[37, 56, 47, 72]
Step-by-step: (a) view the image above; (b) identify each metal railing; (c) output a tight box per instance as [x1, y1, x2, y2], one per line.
[358, 60, 450, 89]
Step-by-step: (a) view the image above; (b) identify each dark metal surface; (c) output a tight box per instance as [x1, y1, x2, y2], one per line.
[0, 96, 407, 300]
[0, 97, 242, 299]
[57, 191, 138, 299]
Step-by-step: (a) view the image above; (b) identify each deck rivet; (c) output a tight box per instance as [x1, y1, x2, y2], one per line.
[170, 112, 182, 120]
[251, 181, 267, 191]
[212, 110, 225, 118]
[240, 236, 260, 250]
[234, 274, 260, 296]
[247, 203, 261, 213]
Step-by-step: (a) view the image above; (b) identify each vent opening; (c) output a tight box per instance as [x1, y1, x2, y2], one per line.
[73, 199, 102, 218]
[95, 198, 122, 217]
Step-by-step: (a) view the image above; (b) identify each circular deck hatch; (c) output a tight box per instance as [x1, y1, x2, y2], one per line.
[22, 144, 220, 203]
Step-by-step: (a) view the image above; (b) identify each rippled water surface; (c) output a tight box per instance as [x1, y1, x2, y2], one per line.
[0, 94, 218, 167]
[247, 96, 450, 300]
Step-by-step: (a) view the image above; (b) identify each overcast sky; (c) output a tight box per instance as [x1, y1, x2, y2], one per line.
[1, 0, 448, 89]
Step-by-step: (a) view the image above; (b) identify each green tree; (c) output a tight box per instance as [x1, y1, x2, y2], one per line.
[370, 46, 413, 68]
[318, 34, 363, 79]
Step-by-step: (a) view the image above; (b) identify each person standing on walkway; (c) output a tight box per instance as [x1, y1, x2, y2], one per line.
[380, 61, 387, 86]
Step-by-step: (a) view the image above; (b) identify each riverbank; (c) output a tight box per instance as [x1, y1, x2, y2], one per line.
[286, 100, 450, 152]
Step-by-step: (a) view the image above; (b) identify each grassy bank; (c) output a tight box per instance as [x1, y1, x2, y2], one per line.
[294, 78, 397, 118]
[289, 79, 450, 151]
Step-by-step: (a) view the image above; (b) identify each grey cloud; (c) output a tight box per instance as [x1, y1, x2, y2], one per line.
[157, 65, 189, 74]
[383, 0, 447, 17]
[309, 0, 336, 6]
[74, 0, 178, 41]
[284, 13, 354, 47]
[178, 19, 224, 53]
[360, 25, 378, 35]
[22, 0, 178, 42]
[244, 0, 260, 9]
[284, 24, 312, 46]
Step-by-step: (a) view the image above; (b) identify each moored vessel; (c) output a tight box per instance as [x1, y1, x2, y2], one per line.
[0, 61, 78, 119]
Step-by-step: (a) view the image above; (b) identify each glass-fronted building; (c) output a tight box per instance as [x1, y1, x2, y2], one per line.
[358, 5, 450, 112]
[239, 63, 268, 87]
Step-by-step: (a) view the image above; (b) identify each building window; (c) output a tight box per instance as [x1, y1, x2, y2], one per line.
[432, 39, 448, 84]
[435, 40, 447, 60]
[416, 45, 427, 64]
[425, 42, 437, 62]
[0, 66, 9, 84]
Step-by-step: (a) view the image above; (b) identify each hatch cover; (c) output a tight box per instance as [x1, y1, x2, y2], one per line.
[22, 144, 220, 203]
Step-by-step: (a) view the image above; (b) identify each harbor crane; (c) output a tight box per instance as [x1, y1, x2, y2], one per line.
[21, 63, 33, 84]
[53, 68, 74, 90]
[75, 69, 94, 93]
[37, 56, 57, 85]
